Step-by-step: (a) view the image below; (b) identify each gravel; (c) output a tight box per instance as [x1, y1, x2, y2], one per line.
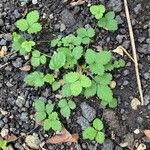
[16, 96, 25, 108]
[80, 102, 96, 122]
[12, 58, 23, 68]
[134, 4, 142, 14]
[0, 39, 6, 45]
[138, 44, 150, 54]
[25, 134, 40, 149]
[77, 116, 90, 130]
[144, 94, 150, 105]
[102, 139, 114, 150]
[107, 0, 122, 12]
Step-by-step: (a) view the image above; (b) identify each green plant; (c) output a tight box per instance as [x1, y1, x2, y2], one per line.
[77, 27, 95, 44]
[16, 10, 42, 34]
[25, 72, 55, 87]
[62, 72, 91, 97]
[12, 32, 35, 55]
[98, 11, 118, 31]
[85, 49, 111, 75]
[0, 139, 7, 150]
[58, 99, 76, 119]
[31, 50, 47, 67]
[34, 100, 62, 131]
[90, 4, 106, 19]
[83, 118, 105, 144]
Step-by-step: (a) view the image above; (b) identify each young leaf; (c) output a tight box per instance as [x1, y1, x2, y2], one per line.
[60, 106, 71, 118]
[61, 84, 72, 97]
[83, 127, 97, 140]
[36, 111, 46, 121]
[80, 75, 91, 88]
[44, 74, 55, 84]
[70, 81, 82, 96]
[16, 19, 28, 31]
[109, 98, 118, 108]
[84, 81, 97, 98]
[26, 10, 39, 25]
[40, 55, 47, 64]
[31, 57, 40, 67]
[44, 119, 51, 131]
[93, 118, 104, 131]
[58, 99, 67, 108]
[28, 23, 42, 34]
[89, 63, 104, 75]
[49, 52, 66, 70]
[34, 100, 45, 111]
[87, 28, 95, 38]
[64, 72, 80, 83]
[51, 120, 62, 131]
[46, 104, 54, 115]
[95, 131, 105, 144]
[85, 49, 96, 64]
[52, 81, 61, 91]
[68, 100, 76, 109]
[0, 139, 7, 150]
[72, 46, 83, 60]
[97, 85, 113, 102]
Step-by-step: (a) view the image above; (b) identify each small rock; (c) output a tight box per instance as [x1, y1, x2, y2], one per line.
[134, 4, 142, 14]
[0, 19, 4, 26]
[122, 40, 130, 49]
[134, 129, 140, 134]
[115, 146, 123, 150]
[146, 38, 150, 44]
[12, 58, 23, 68]
[144, 94, 150, 105]
[32, 0, 38, 4]
[1, 128, 9, 137]
[3, 33, 12, 41]
[16, 96, 25, 108]
[25, 135, 40, 149]
[144, 72, 149, 80]
[1, 46, 8, 52]
[138, 37, 145, 43]
[116, 15, 123, 24]
[77, 116, 89, 130]
[116, 35, 125, 43]
[7, 145, 14, 150]
[0, 39, 6, 45]
[80, 102, 96, 122]
[102, 139, 114, 150]
[61, 9, 75, 27]
[15, 142, 24, 150]
[107, 0, 122, 12]
[122, 80, 129, 86]
[20, 112, 28, 121]
[13, 9, 21, 19]
[0, 120, 4, 128]
[60, 23, 66, 32]
[123, 69, 130, 76]
[138, 44, 150, 54]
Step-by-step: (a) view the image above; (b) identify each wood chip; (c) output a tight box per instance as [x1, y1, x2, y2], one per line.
[19, 65, 31, 71]
[46, 128, 79, 144]
[4, 133, 17, 142]
[110, 81, 116, 89]
[144, 130, 150, 140]
[136, 143, 146, 150]
[113, 46, 124, 56]
[131, 98, 141, 110]
[70, 0, 85, 6]
[0, 46, 7, 57]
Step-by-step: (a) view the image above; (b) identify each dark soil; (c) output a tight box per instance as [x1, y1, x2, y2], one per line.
[0, 0, 150, 150]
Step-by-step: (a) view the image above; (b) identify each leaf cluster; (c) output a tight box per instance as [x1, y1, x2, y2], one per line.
[58, 99, 76, 119]
[34, 100, 62, 131]
[83, 118, 105, 144]
[16, 10, 42, 34]
[24, 71, 55, 87]
[62, 72, 91, 97]
[31, 50, 47, 67]
[12, 32, 35, 55]
[90, 5, 118, 31]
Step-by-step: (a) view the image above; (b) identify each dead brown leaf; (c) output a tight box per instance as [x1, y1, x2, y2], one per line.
[46, 128, 79, 144]
[113, 46, 124, 56]
[19, 64, 31, 71]
[4, 133, 17, 142]
[0, 46, 7, 57]
[70, 0, 85, 6]
[144, 130, 150, 140]
[131, 98, 141, 110]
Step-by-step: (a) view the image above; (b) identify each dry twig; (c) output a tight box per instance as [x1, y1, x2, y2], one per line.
[123, 0, 144, 105]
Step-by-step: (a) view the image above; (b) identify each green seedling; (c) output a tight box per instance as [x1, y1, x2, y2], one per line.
[16, 10, 42, 34]
[12, 32, 35, 55]
[0, 139, 7, 150]
[76, 27, 95, 44]
[83, 118, 105, 144]
[62, 72, 91, 97]
[31, 50, 47, 67]
[85, 49, 111, 75]
[34, 100, 62, 131]
[90, 4, 106, 19]
[52, 81, 61, 91]
[58, 99, 76, 119]
[98, 11, 118, 31]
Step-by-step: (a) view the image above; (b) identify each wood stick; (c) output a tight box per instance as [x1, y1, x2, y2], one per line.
[123, 0, 144, 105]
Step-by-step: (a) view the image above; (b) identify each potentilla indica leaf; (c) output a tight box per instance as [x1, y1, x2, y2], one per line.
[80, 75, 91, 88]
[64, 72, 80, 83]
[49, 52, 66, 70]
[70, 81, 82, 96]
[16, 19, 28, 31]
[26, 10, 39, 25]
